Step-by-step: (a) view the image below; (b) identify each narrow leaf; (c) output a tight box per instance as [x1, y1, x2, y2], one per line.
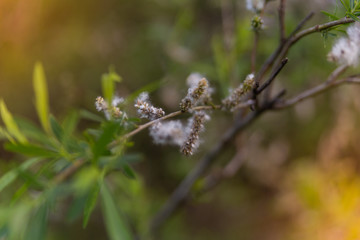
[33, 62, 50, 132]
[50, 115, 64, 142]
[339, 0, 350, 11]
[24, 203, 48, 240]
[320, 11, 340, 20]
[62, 111, 79, 136]
[83, 183, 100, 228]
[347, 12, 360, 21]
[102, 66, 121, 104]
[5, 142, 57, 157]
[122, 164, 136, 179]
[100, 183, 132, 240]
[80, 109, 104, 122]
[0, 100, 27, 143]
[0, 158, 42, 193]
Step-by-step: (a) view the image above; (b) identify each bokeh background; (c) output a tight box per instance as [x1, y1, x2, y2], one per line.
[1, 0, 360, 239]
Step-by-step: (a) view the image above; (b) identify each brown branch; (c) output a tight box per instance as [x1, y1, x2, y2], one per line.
[108, 105, 227, 148]
[256, 12, 314, 83]
[274, 76, 360, 109]
[273, 17, 355, 69]
[198, 150, 246, 195]
[291, 17, 354, 44]
[256, 58, 288, 94]
[54, 159, 86, 184]
[279, 0, 286, 42]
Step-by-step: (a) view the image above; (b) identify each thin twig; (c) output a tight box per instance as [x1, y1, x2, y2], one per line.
[274, 17, 355, 68]
[274, 77, 360, 109]
[256, 58, 288, 94]
[256, 12, 314, 83]
[108, 105, 224, 148]
[54, 159, 86, 184]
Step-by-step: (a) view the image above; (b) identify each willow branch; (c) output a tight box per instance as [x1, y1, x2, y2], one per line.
[256, 58, 288, 94]
[150, 70, 360, 232]
[256, 12, 314, 83]
[273, 17, 355, 68]
[149, 92, 285, 233]
[275, 75, 360, 109]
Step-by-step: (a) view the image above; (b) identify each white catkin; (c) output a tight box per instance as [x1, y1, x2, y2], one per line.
[328, 23, 360, 67]
[181, 111, 210, 155]
[186, 72, 204, 88]
[135, 92, 165, 120]
[149, 121, 186, 146]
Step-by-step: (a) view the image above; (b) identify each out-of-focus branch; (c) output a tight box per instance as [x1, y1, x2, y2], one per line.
[197, 150, 246, 195]
[54, 159, 86, 184]
[256, 12, 314, 83]
[279, 0, 286, 42]
[274, 76, 360, 109]
[221, 0, 235, 51]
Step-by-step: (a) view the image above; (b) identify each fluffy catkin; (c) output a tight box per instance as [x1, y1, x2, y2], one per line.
[181, 111, 209, 156]
[135, 92, 165, 120]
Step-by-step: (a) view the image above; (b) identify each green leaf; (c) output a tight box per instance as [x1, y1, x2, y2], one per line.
[14, 117, 51, 145]
[33, 62, 50, 133]
[347, 12, 360, 21]
[83, 183, 100, 228]
[0, 126, 14, 142]
[100, 183, 132, 240]
[0, 100, 27, 143]
[351, 0, 355, 9]
[93, 121, 122, 160]
[5, 142, 57, 158]
[125, 80, 164, 104]
[321, 11, 340, 20]
[50, 115, 64, 142]
[66, 194, 88, 223]
[0, 158, 42, 193]
[80, 109, 104, 122]
[122, 164, 136, 179]
[102, 66, 122, 104]
[24, 203, 48, 240]
[17, 170, 45, 190]
[62, 111, 79, 136]
[339, 0, 350, 11]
